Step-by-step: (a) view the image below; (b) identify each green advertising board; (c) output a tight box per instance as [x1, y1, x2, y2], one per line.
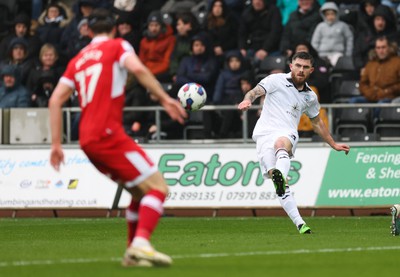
[317, 147, 400, 206]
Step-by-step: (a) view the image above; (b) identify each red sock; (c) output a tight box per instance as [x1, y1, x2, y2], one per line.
[135, 190, 166, 240]
[126, 198, 140, 246]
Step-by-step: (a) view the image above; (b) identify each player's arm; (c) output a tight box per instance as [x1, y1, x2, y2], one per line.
[123, 53, 187, 124]
[48, 82, 74, 171]
[310, 115, 350, 155]
[238, 85, 265, 111]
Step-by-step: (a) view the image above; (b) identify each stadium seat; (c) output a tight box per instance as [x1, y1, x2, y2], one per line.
[332, 80, 361, 103]
[373, 106, 400, 139]
[255, 56, 287, 81]
[329, 56, 359, 102]
[335, 107, 371, 139]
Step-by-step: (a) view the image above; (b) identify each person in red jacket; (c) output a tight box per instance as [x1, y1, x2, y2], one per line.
[139, 11, 176, 82]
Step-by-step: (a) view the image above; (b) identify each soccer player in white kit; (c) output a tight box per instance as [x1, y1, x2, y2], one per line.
[238, 51, 350, 234]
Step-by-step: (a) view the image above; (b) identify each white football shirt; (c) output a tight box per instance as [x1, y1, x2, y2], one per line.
[252, 72, 320, 141]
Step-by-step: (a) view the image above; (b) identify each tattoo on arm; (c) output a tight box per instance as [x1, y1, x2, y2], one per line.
[244, 85, 265, 103]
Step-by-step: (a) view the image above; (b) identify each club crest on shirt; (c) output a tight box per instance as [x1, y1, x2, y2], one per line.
[304, 94, 311, 102]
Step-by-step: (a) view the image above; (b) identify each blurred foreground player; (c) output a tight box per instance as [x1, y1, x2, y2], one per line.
[49, 8, 187, 267]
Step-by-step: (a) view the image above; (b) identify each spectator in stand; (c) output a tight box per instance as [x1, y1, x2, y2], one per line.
[60, 0, 96, 55]
[174, 31, 219, 138]
[36, 2, 73, 59]
[0, 13, 42, 63]
[169, 12, 200, 82]
[116, 13, 142, 51]
[279, 0, 322, 58]
[341, 0, 381, 35]
[64, 18, 91, 60]
[277, 0, 325, 26]
[350, 36, 400, 111]
[213, 50, 245, 138]
[293, 40, 330, 103]
[26, 43, 65, 106]
[112, 0, 144, 37]
[0, 37, 34, 86]
[139, 11, 176, 82]
[0, 65, 30, 108]
[311, 2, 354, 67]
[238, 0, 283, 63]
[353, 4, 397, 72]
[205, 0, 239, 67]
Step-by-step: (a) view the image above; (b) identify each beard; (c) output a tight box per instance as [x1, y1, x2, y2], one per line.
[291, 72, 309, 87]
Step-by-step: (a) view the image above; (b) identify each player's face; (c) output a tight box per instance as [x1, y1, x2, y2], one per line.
[290, 58, 314, 85]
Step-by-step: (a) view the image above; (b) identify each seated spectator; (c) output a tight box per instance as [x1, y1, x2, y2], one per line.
[213, 50, 245, 138]
[116, 13, 142, 51]
[238, 0, 283, 63]
[353, 4, 398, 72]
[0, 65, 30, 108]
[139, 11, 176, 82]
[293, 41, 330, 103]
[169, 12, 200, 82]
[0, 37, 34, 86]
[279, 0, 322, 58]
[174, 31, 219, 138]
[311, 2, 353, 67]
[205, 0, 239, 66]
[26, 43, 64, 106]
[61, 0, 96, 55]
[350, 36, 400, 116]
[36, 2, 73, 56]
[0, 13, 42, 62]
[65, 18, 91, 60]
[341, 0, 381, 34]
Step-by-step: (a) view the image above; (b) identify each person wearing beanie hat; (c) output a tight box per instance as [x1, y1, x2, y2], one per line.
[0, 64, 30, 108]
[139, 10, 176, 82]
[0, 13, 42, 62]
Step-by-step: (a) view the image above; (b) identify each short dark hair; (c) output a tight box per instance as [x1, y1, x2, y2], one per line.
[292, 51, 314, 66]
[88, 8, 115, 34]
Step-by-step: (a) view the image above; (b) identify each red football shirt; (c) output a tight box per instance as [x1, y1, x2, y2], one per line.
[60, 36, 134, 146]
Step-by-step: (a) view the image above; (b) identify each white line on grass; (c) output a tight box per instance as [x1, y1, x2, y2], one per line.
[1, 246, 399, 267]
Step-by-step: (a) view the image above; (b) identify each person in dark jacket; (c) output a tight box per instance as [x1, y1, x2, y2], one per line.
[353, 4, 398, 72]
[213, 50, 245, 137]
[0, 37, 34, 86]
[279, 0, 322, 58]
[205, 0, 239, 67]
[0, 13, 42, 62]
[238, 0, 283, 62]
[175, 31, 219, 138]
[0, 65, 30, 108]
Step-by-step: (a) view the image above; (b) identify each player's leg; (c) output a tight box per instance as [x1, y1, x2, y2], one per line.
[124, 172, 172, 266]
[125, 187, 143, 247]
[269, 136, 311, 234]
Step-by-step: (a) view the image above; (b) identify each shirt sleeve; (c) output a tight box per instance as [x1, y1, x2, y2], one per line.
[60, 61, 76, 89]
[305, 92, 320, 119]
[117, 39, 135, 67]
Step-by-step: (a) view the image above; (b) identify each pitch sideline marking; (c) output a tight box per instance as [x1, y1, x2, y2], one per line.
[1, 245, 399, 267]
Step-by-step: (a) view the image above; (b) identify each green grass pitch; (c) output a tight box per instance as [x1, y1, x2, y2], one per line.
[0, 216, 398, 277]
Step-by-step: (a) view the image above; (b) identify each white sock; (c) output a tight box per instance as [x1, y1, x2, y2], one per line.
[131, 237, 151, 248]
[275, 149, 290, 178]
[278, 187, 305, 227]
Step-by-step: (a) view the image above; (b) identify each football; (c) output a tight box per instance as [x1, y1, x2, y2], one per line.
[177, 82, 207, 111]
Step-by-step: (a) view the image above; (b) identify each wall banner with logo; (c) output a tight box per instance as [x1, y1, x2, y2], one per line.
[0, 146, 398, 209]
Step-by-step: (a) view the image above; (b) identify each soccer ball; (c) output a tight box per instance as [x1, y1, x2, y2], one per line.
[177, 82, 207, 111]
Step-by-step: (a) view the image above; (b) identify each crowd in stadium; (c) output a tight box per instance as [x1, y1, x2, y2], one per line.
[0, 0, 399, 140]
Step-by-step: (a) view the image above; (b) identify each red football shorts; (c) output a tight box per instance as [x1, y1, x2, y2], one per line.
[81, 134, 158, 187]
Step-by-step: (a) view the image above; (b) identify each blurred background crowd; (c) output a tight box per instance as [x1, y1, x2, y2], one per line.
[0, 0, 399, 141]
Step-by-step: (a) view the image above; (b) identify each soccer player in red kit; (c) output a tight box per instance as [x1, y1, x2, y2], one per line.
[49, 9, 187, 267]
